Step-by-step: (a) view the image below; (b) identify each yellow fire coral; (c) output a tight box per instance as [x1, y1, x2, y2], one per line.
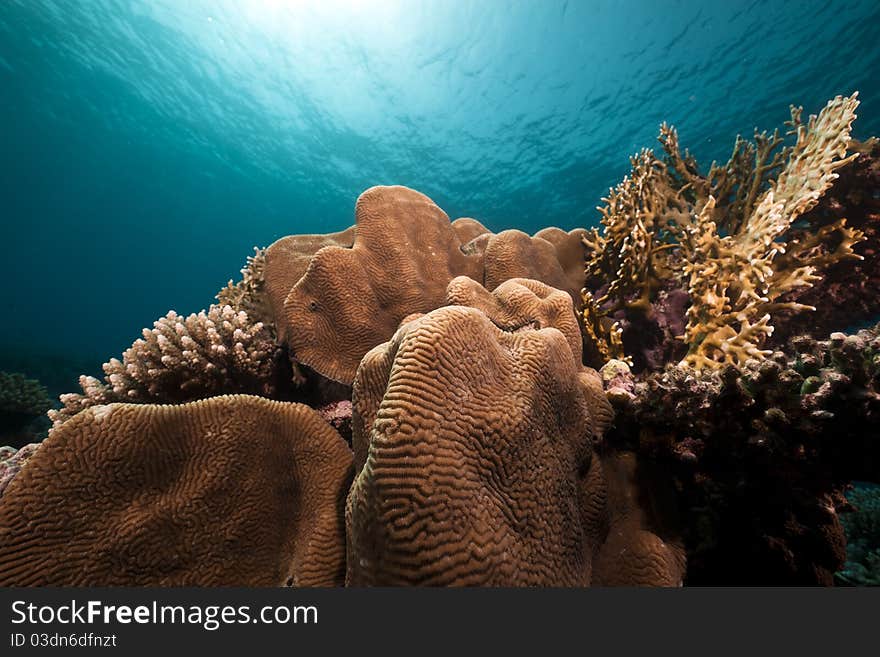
[579, 289, 631, 366]
[583, 93, 864, 370]
[679, 93, 863, 368]
[582, 150, 684, 315]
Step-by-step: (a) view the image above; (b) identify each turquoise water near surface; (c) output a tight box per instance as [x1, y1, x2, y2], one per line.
[2, 0, 879, 369]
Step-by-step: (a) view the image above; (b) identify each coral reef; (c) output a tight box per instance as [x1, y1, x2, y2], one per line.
[770, 138, 880, 344]
[583, 93, 865, 371]
[48, 305, 285, 429]
[266, 185, 587, 385]
[0, 395, 353, 586]
[602, 322, 880, 584]
[580, 289, 630, 367]
[836, 484, 880, 586]
[583, 149, 681, 316]
[0, 372, 51, 447]
[216, 246, 276, 330]
[346, 278, 683, 586]
[0, 443, 39, 498]
[4, 92, 879, 587]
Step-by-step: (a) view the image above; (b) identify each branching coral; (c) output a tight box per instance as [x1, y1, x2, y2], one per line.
[3, 97, 875, 589]
[49, 305, 284, 429]
[657, 105, 799, 234]
[583, 150, 683, 315]
[678, 94, 863, 369]
[216, 246, 276, 330]
[579, 289, 631, 367]
[583, 93, 866, 371]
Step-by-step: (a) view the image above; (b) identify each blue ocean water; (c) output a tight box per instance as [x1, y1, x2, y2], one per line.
[2, 0, 880, 374]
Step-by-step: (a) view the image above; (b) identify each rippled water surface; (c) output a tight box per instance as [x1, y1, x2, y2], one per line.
[2, 0, 880, 361]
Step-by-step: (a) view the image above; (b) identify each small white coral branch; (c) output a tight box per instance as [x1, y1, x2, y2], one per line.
[48, 305, 280, 430]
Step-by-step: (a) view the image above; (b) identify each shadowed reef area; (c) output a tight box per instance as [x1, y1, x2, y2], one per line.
[1, 94, 879, 586]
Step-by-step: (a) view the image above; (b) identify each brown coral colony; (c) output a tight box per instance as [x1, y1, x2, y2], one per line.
[0, 93, 877, 586]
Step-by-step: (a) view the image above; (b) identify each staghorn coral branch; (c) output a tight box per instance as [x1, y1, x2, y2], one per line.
[584, 149, 683, 316]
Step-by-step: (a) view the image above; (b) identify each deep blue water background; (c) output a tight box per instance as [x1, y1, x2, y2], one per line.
[2, 0, 880, 384]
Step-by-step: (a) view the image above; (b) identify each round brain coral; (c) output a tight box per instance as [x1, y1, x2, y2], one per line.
[347, 304, 601, 585]
[0, 395, 353, 586]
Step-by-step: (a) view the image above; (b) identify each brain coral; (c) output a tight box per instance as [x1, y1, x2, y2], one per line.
[450, 216, 492, 244]
[264, 226, 357, 342]
[264, 185, 588, 385]
[482, 228, 588, 301]
[275, 186, 484, 384]
[444, 275, 586, 365]
[346, 278, 681, 586]
[0, 395, 352, 586]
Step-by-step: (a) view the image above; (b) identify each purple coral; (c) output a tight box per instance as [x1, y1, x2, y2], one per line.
[604, 323, 880, 584]
[316, 400, 353, 445]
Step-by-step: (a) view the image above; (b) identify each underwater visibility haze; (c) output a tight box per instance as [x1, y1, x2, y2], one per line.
[1, 0, 880, 587]
[3, 0, 880, 361]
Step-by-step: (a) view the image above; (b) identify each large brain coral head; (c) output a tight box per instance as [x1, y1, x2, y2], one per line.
[0, 395, 353, 586]
[346, 301, 609, 586]
[281, 185, 483, 384]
